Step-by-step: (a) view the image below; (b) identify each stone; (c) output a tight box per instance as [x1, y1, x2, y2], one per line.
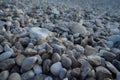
[44, 76, 53, 80]
[61, 55, 72, 69]
[0, 20, 5, 27]
[69, 22, 88, 36]
[70, 68, 80, 77]
[35, 55, 42, 65]
[117, 72, 120, 80]
[96, 66, 112, 80]
[0, 51, 12, 62]
[33, 74, 46, 80]
[52, 53, 61, 63]
[43, 59, 52, 73]
[33, 64, 42, 75]
[102, 51, 116, 62]
[29, 27, 53, 43]
[106, 61, 119, 74]
[16, 54, 25, 66]
[21, 70, 35, 80]
[8, 73, 21, 80]
[0, 59, 15, 70]
[80, 59, 92, 80]
[87, 55, 101, 66]
[74, 44, 84, 54]
[51, 7, 60, 15]
[112, 59, 120, 71]
[21, 56, 37, 71]
[87, 69, 96, 78]
[59, 68, 67, 79]
[50, 62, 62, 76]
[63, 78, 68, 80]
[0, 45, 3, 53]
[25, 48, 37, 55]
[4, 44, 14, 54]
[107, 35, 120, 44]
[0, 70, 9, 80]
[85, 45, 97, 56]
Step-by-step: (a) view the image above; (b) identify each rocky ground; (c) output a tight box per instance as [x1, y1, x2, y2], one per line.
[0, 0, 120, 80]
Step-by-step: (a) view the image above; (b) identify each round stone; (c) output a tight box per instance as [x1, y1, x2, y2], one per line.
[0, 70, 9, 80]
[43, 59, 52, 73]
[33, 64, 42, 75]
[52, 53, 61, 63]
[50, 62, 62, 76]
[59, 68, 67, 79]
[16, 54, 25, 66]
[8, 73, 21, 80]
[25, 48, 37, 55]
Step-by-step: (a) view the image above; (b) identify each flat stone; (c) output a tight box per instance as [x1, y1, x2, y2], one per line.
[106, 61, 119, 74]
[29, 27, 53, 43]
[0, 59, 15, 70]
[16, 54, 25, 66]
[61, 55, 72, 69]
[0, 51, 12, 62]
[59, 68, 67, 79]
[85, 45, 97, 56]
[50, 62, 62, 76]
[21, 56, 37, 71]
[69, 22, 88, 36]
[96, 66, 112, 80]
[8, 73, 21, 80]
[33, 64, 42, 75]
[0, 70, 9, 80]
[87, 55, 101, 66]
[21, 70, 35, 80]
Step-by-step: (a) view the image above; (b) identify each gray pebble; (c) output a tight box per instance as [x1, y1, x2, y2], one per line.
[59, 68, 67, 79]
[0, 51, 12, 62]
[8, 73, 21, 80]
[0, 70, 9, 80]
[33, 64, 42, 75]
[52, 53, 61, 63]
[44, 76, 53, 80]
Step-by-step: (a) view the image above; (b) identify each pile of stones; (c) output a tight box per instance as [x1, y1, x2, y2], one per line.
[0, 1, 120, 80]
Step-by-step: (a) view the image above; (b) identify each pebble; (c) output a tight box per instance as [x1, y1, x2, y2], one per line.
[43, 59, 52, 73]
[33, 64, 42, 75]
[29, 27, 53, 43]
[16, 54, 25, 66]
[69, 22, 88, 36]
[74, 44, 84, 54]
[0, 45, 3, 53]
[33, 74, 46, 80]
[25, 48, 37, 55]
[112, 59, 120, 71]
[107, 35, 120, 44]
[0, 59, 15, 70]
[44, 76, 53, 80]
[21, 70, 35, 80]
[0, 51, 12, 62]
[87, 55, 101, 66]
[87, 69, 96, 78]
[96, 66, 112, 80]
[61, 55, 72, 69]
[50, 62, 62, 76]
[70, 68, 80, 77]
[8, 73, 21, 80]
[21, 56, 37, 71]
[0, 70, 9, 80]
[106, 61, 119, 74]
[52, 53, 61, 63]
[51, 7, 60, 15]
[85, 45, 97, 56]
[35, 55, 42, 64]
[59, 68, 67, 79]
[102, 51, 116, 62]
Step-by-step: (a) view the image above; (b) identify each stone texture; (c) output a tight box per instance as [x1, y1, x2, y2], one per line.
[8, 73, 21, 80]
[85, 45, 97, 56]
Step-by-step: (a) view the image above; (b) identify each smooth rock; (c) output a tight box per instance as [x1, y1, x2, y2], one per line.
[16, 54, 25, 66]
[44, 76, 53, 80]
[0, 70, 9, 80]
[8, 73, 21, 80]
[107, 35, 120, 44]
[106, 61, 119, 74]
[21, 70, 35, 80]
[35, 55, 42, 65]
[43, 59, 52, 73]
[112, 59, 120, 71]
[102, 51, 116, 62]
[117, 72, 120, 80]
[33, 64, 42, 74]
[85, 45, 97, 56]
[0, 51, 12, 62]
[4, 44, 14, 54]
[25, 48, 37, 55]
[87, 55, 101, 66]
[0, 20, 5, 27]
[75, 44, 84, 54]
[59, 68, 67, 79]
[29, 27, 52, 43]
[51, 7, 60, 15]
[50, 62, 62, 76]
[80, 59, 92, 80]
[52, 53, 61, 63]
[87, 69, 96, 78]
[0, 59, 15, 70]
[21, 56, 37, 71]
[33, 74, 46, 80]
[69, 22, 88, 36]
[96, 66, 112, 80]
[61, 55, 72, 69]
